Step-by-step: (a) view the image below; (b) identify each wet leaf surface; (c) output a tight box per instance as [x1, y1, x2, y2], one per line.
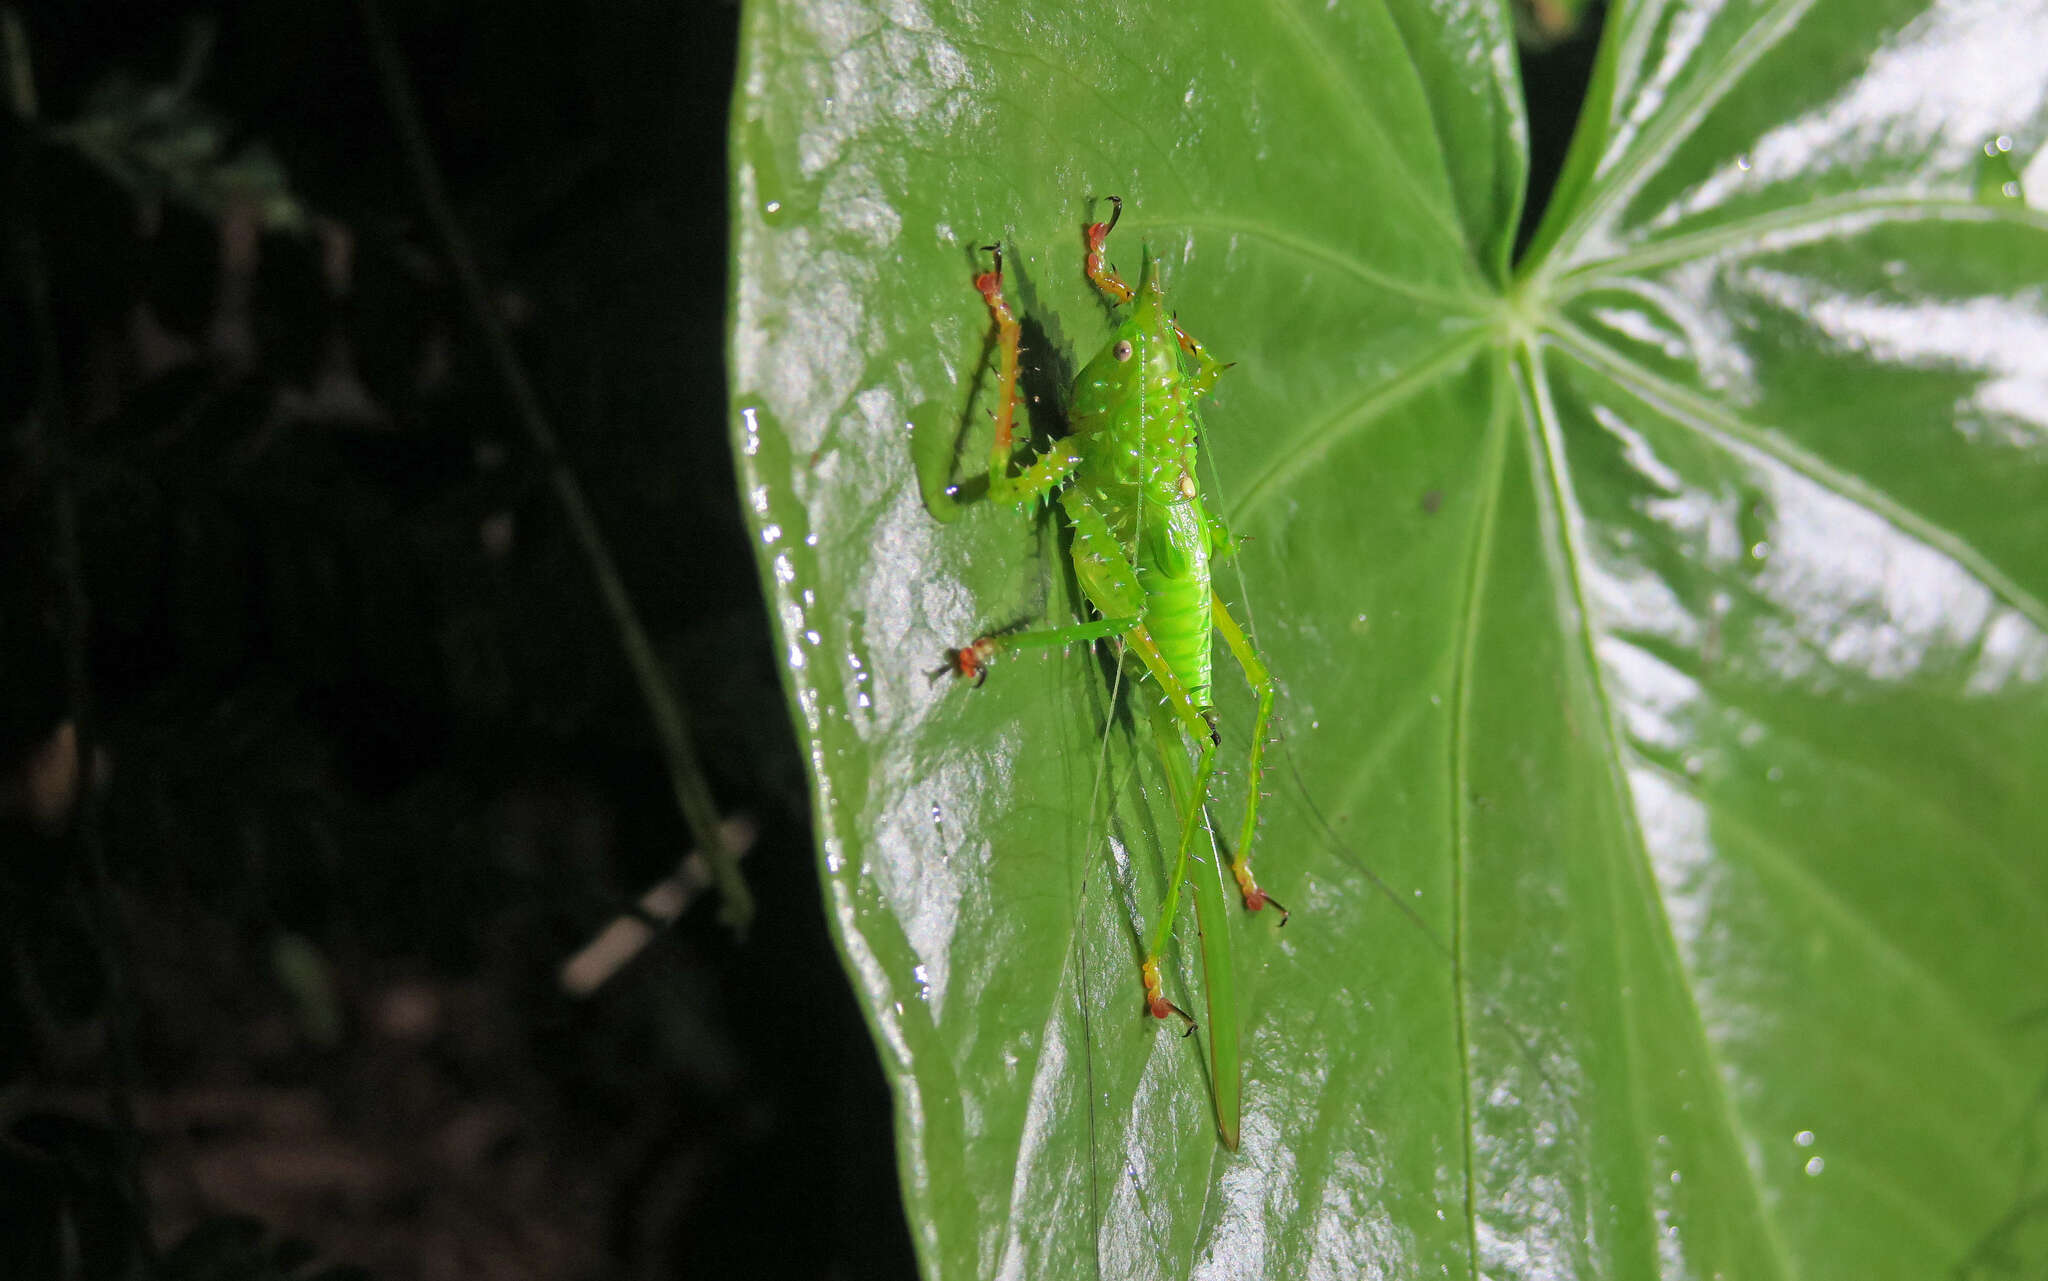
[730, 1, 2048, 1276]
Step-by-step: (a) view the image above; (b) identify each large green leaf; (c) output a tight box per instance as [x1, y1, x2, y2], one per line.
[728, 0, 2048, 1275]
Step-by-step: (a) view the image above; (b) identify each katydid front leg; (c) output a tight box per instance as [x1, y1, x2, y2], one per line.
[974, 245, 1083, 508]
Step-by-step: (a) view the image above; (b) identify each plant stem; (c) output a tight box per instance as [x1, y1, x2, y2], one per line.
[353, 0, 753, 935]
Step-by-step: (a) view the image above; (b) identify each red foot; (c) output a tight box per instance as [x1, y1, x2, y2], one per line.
[1237, 878, 1291, 925]
[950, 636, 998, 687]
[1141, 955, 1195, 1032]
[1148, 996, 1196, 1037]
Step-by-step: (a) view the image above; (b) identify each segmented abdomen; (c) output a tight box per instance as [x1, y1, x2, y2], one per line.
[1142, 556, 1214, 712]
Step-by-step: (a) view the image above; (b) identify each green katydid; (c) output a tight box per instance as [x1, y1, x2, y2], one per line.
[940, 196, 1285, 1151]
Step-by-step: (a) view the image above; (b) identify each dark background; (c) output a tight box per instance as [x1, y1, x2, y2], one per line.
[0, 3, 1598, 1277]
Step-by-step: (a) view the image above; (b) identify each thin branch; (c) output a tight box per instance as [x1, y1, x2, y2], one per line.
[353, 0, 753, 935]
[561, 817, 758, 996]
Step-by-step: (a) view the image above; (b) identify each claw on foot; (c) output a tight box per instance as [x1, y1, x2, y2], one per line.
[1085, 197, 1123, 254]
[1240, 881, 1291, 926]
[974, 243, 1004, 298]
[1141, 958, 1197, 1034]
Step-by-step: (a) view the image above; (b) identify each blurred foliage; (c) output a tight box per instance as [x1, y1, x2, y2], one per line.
[2, 2, 910, 1277]
[43, 20, 308, 232]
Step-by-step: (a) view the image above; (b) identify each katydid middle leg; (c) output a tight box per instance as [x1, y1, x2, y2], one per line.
[948, 464, 1159, 683]
[1138, 683, 1243, 1152]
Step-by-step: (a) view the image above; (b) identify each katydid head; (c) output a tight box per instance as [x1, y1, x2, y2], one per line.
[1125, 251, 1172, 330]
[1092, 253, 1181, 384]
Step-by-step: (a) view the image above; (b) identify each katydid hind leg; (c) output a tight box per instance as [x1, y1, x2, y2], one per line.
[1139, 701, 1219, 1013]
[1139, 689, 1243, 1152]
[1212, 592, 1287, 921]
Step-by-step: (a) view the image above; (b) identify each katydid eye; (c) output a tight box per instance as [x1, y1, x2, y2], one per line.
[1113, 340, 1134, 361]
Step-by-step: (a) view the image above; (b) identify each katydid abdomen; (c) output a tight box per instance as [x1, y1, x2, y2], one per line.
[1067, 494, 1216, 717]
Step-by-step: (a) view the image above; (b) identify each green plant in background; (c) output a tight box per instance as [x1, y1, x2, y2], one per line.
[729, 0, 2048, 1277]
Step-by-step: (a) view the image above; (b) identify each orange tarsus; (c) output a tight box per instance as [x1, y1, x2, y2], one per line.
[1084, 197, 1136, 305]
[975, 245, 1021, 461]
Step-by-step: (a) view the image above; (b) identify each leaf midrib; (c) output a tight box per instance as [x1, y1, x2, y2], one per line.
[1447, 353, 1517, 1277]
[1521, 342, 1803, 1281]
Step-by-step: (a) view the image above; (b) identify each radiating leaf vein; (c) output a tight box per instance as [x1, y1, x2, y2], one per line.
[1552, 322, 2048, 636]
[1522, 343, 1802, 1281]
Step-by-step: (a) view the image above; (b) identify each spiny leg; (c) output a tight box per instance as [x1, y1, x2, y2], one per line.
[1057, 499, 1233, 1025]
[1121, 625, 1211, 744]
[952, 496, 1215, 709]
[950, 572, 1226, 1030]
[1136, 660, 1221, 1031]
[1211, 593, 1286, 920]
[1171, 319, 1232, 397]
[1138, 686, 1244, 1151]
[949, 481, 1161, 683]
[975, 245, 1081, 507]
[950, 599, 1222, 1035]
[1113, 620, 1226, 1031]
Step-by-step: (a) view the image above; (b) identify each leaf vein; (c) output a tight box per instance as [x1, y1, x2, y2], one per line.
[1552, 322, 2048, 637]
[1141, 209, 1485, 310]
[1523, 342, 1802, 1280]
[1233, 327, 1491, 522]
[1555, 192, 2048, 286]
[1547, 0, 1820, 269]
[1646, 760, 2031, 1101]
[1258, 0, 1469, 252]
